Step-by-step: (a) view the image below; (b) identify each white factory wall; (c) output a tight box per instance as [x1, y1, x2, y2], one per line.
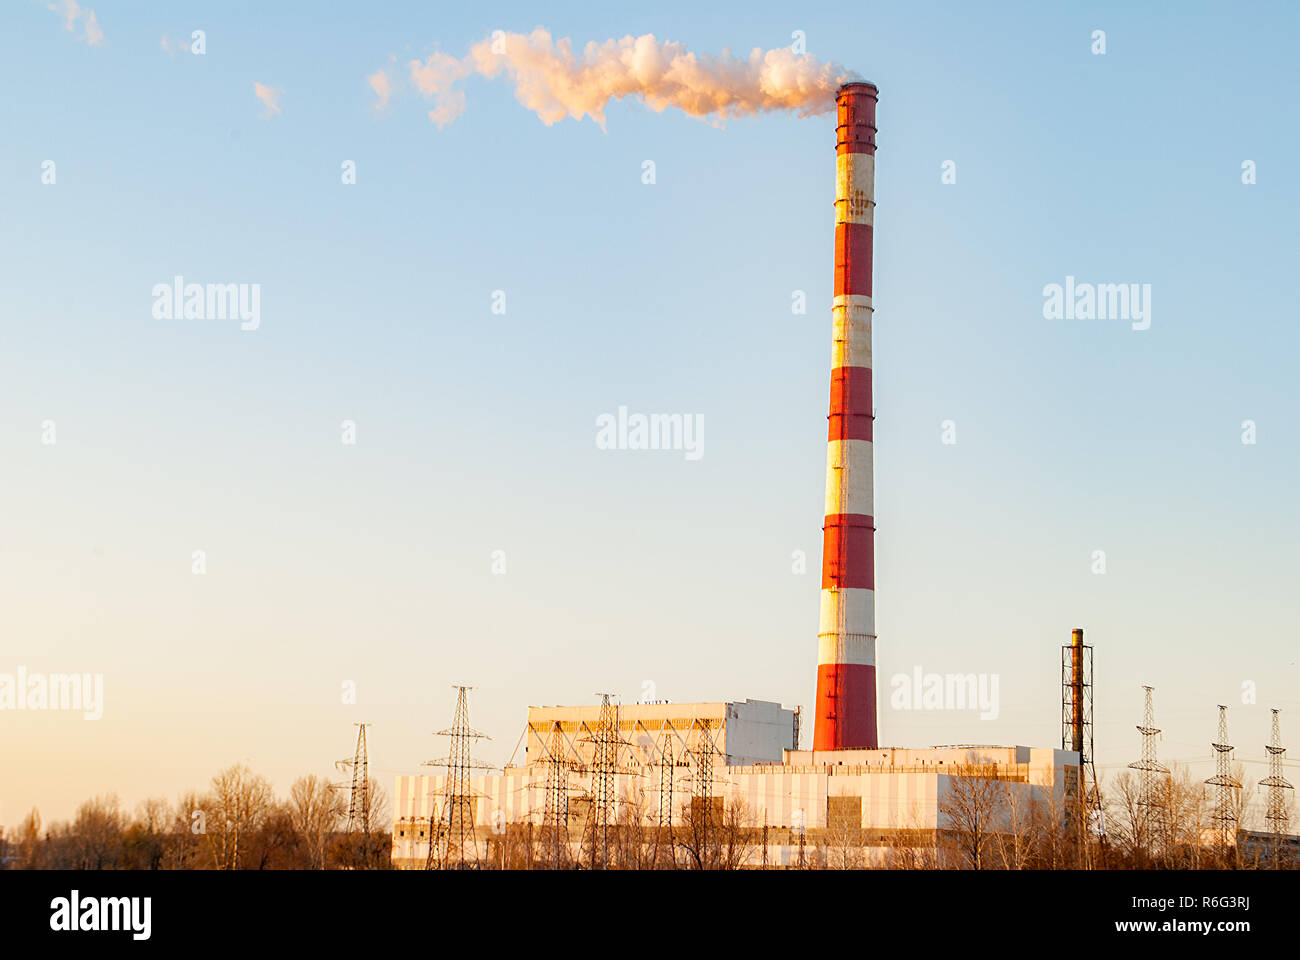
[720, 699, 800, 764]
[392, 743, 1075, 865]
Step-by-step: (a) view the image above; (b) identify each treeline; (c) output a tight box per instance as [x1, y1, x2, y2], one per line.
[5, 759, 1293, 870]
[1, 763, 392, 870]
[917, 761, 1296, 871]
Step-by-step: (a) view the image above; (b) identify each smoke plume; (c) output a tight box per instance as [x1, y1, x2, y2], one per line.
[375, 30, 859, 129]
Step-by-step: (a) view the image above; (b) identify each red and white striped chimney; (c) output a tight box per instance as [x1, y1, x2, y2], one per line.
[814, 82, 878, 751]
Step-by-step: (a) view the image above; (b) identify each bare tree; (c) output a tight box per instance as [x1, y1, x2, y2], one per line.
[247, 802, 300, 869]
[136, 797, 171, 833]
[289, 775, 343, 869]
[1228, 760, 1254, 863]
[15, 808, 43, 869]
[614, 784, 651, 869]
[123, 797, 172, 869]
[1106, 770, 1152, 867]
[493, 820, 537, 870]
[161, 790, 207, 869]
[202, 763, 274, 870]
[657, 796, 753, 870]
[1030, 770, 1077, 870]
[1152, 763, 1210, 868]
[938, 762, 1010, 870]
[1105, 764, 1232, 870]
[882, 801, 939, 869]
[992, 784, 1039, 870]
[362, 777, 392, 868]
[824, 799, 865, 869]
[679, 797, 721, 870]
[718, 799, 757, 870]
[64, 794, 124, 869]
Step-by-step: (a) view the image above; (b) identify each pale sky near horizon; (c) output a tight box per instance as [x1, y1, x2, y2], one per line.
[3, 1, 1299, 826]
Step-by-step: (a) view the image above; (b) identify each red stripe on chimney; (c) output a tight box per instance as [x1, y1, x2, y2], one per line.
[834, 222, 873, 297]
[828, 366, 872, 441]
[821, 514, 875, 590]
[814, 663, 879, 750]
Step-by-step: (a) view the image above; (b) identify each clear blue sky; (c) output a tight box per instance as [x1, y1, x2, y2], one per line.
[2, 0, 1298, 824]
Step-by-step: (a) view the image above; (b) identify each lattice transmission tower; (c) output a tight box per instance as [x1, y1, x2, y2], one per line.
[655, 728, 690, 868]
[331, 722, 377, 867]
[577, 693, 637, 869]
[1259, 708, 1293, 862]
[336, 721, 372, 835]
[537, 720, 579, 869]
[688, 718, 727, 869]
[423, 685, 493, 870]
[1204, 704, 1242, 847]
[1126, 685, 1168, 860]
[1128, 685, 1168, 809]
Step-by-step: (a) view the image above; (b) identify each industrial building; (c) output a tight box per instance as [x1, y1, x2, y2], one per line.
[393, 699, 798, 867]
[392, 82, 1087, 869]
[513, 700, 801, 768]
[390, 700, 1078, 868]
[392, 732, 1077, 868]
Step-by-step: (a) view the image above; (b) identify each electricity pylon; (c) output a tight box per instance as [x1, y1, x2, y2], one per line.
[536, 720, 580, 869]
[576, 693, 641, 869]
[1128, 686, 1168, 810]
[1259, 708, 1294, 866]
[335, 722, 372, 834]
[334, 722, 373, 864]
[1204, 704, 1242, 847]
[688, 718, 727, 869]
[655, 729, 690, 869]
[423, 686, 493, 869]
[1126, 684, 1169, 859]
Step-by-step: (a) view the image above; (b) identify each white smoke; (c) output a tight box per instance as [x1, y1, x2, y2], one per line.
[377, 29, 859, 129]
